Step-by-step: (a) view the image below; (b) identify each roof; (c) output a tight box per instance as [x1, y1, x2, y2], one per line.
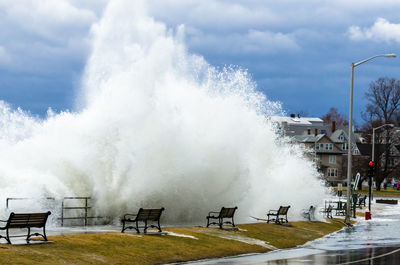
[329, 126, 362, 143]
[316, 150, 345, 154]
[355, 143, 399, 157]
[330, 129, 346, 142]
[293, 134, 325, 143]
[357, 143, 372, 156]
[269, 116, 324, 126]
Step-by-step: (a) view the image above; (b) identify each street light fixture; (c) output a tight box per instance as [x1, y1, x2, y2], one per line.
[345, 54, 396, 226]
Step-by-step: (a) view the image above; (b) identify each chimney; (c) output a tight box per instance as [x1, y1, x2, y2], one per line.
[290, 113, 295, 118]
[307, 128, 311, 135]
[332, 121, 336, 133]
[314, 128, 318, 136]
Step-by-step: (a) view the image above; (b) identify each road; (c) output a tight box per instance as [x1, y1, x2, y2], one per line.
[187, 199, 400, 265]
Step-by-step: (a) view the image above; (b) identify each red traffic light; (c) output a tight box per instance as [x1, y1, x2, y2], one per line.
[369, 161, 374, 166]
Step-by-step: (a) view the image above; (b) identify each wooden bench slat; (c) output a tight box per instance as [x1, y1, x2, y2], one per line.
[26, 216, 48, 219]
[137, 209, 163, 221]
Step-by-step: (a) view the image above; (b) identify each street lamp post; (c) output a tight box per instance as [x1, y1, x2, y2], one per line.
[369, 123, 395, 215]
[345, 54, 396, 226]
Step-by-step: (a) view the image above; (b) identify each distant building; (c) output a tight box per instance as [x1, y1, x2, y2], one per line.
[270, 114, 364, 184]
[292, 134, 344, 182]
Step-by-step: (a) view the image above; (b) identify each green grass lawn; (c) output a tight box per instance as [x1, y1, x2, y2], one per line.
[0, 220, 346, 265]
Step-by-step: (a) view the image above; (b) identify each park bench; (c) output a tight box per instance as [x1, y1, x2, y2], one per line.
[320, 204, 333, 219]
[0, 211, 51, 244]
[376, 199, 398, 205]
[301, 205, 315, 221]
[335, 202, 346, 216]
[121, 208, 164, 233]
[267, 206, 290, 224]
[356, 195, 367, 208]
[206, 207, 238, 228]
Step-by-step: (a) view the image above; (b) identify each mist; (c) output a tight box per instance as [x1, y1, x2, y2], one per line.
[0, 0, 327, 224]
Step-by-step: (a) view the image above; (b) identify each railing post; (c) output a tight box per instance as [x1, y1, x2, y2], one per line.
[61, 199, 64, 227]
[85, 197, 88, 226]
[57, 196, 99, 226]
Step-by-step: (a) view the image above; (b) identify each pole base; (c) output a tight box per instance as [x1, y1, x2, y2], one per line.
[365, 211, 371, 220]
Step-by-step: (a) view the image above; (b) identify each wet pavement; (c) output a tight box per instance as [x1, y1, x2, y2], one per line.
[187, 199, 400, 265]
[2, 199, 400, 264]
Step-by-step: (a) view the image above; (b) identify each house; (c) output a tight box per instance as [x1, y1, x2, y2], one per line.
[270, 114, 325, 137]
[357, 142, 400, 183]
[270, 114, 400, 186]
[293, 134, 344, 182]
[270, 114, 363, 183]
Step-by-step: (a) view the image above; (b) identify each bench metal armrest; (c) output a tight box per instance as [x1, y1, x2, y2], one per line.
[208, 211, 219, 216]
[123, 213, 137, 220]
[0, 220, 7, 229]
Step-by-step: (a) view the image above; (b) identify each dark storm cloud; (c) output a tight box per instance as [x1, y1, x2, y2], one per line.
[0, 0, 399, 121]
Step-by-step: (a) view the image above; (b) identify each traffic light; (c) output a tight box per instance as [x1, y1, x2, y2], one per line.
[368, 161, 374, 178]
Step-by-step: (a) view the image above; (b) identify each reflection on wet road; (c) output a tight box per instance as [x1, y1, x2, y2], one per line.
[188, 200, 400, 265]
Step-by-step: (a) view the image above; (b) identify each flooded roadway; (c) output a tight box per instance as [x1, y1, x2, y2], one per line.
[187, 199, 400, 265]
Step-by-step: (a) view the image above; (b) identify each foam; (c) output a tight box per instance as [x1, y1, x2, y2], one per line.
[0, 0, 327, 223]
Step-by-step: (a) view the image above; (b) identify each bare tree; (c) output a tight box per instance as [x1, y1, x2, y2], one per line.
[364, 77, 400, 122]
[362, 77, 400, 190]
[321, 107, 348, 126]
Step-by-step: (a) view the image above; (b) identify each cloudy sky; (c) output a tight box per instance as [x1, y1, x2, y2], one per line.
[0, 0, 399, 122]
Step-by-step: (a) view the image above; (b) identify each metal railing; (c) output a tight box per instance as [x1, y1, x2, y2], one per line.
[6, 197, 55, 209]
[60, 197, 101, 226]
[5, 196, 102, 226]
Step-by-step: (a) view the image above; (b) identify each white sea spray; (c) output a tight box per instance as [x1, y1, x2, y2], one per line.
[0, 0, 327, 224]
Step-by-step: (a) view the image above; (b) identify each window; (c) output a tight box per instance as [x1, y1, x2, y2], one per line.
[325, 143, 333, 150]
[321, 129, 326, 134]
[339, 134, 344, 141]
[342, 143, 348, 150]
[315, 143, 324, 150]
[328, 168, 338, 177]
[390, 148, 395, 155]
[353, 149, 359, 155]
[329, 155, 336, 164]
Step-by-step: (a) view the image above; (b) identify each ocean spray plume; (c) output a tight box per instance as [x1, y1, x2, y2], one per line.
[0, 0, 327, 223]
